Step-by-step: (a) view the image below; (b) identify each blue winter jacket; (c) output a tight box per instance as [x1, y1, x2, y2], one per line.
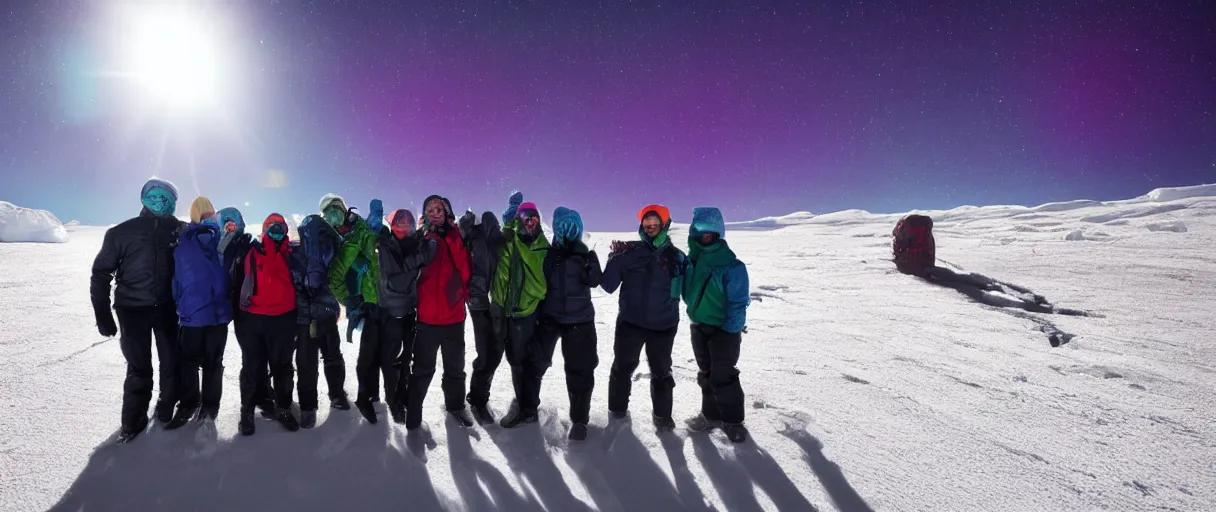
[600, 231, 686, 331]
[173, 222, 233, 327]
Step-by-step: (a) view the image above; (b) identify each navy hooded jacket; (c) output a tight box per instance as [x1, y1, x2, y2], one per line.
[600, 232, 686, 331]
[172, 222, 233, 327]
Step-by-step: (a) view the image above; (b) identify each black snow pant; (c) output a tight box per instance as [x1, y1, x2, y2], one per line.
[235, 310, 297, 412]
[234, 314, 274, 410]
[115, 306, 180, 428]
[384, 312, 418, 407]
[295, 318, 347, 411]
[406, 321, 467, 427]
[690, 324, 745, 424]
[178, 323, 228, 411]
[466, 308, 503, 407]
[356, 309, 412, 406]
[498, 312, 547, 415]
[607, 320, 677, 419]
[538, 318, 598, 425]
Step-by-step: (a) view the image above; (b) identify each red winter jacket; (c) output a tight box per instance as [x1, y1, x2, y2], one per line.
[417, 223, 471, 326]
[240, 235, 297, 316]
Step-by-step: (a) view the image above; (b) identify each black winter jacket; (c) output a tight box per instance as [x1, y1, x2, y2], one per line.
[90, 209, 186, 311]
[377, 231, 435, 318]
[290, 215, 343, 325]
[540, 241, 603, 325]
[600, 239, 685, 331]
[222, 232, 253, 319]
[464, 212, 502, 311]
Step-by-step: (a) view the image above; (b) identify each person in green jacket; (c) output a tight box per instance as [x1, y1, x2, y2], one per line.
[681, 207, 751, 444]
[321, 193, 384, 423]
[482, 191, 550, 428]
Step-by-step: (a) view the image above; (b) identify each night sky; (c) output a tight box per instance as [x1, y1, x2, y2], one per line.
[1, 1, 1213, 230]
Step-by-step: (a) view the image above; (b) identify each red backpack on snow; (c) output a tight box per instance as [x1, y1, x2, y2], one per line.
[892, 214, 935, 276]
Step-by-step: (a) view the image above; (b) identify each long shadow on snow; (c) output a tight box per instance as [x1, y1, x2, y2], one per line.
[48, 410, 445, 511]
[691, 433, 820, 512]
[563, 418, 713, 512]
[921, 266, 1091, 346]
[447, 419, 536, 511]
[486, 422, 593, 511]
[779, 427, 874, 512]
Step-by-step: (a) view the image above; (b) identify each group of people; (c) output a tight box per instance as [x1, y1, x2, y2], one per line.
[90, 178, 752, 445]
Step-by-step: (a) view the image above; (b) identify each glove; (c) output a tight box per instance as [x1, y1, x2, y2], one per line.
[610, 240, 629, 256]
[94, 305, 118, 337]
[368, 199, 385, 233]
[502, 191, 523, 225]
[459, 210, 476, 236]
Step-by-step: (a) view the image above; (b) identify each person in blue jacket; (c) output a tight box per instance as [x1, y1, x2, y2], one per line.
[681, 207, 751, 443]
[600, 204, 685, 432]
[290, 214, 352, 429]
[538, 207, 603, 441]
[217, 206, 277, 420]
[168, 197, 232, 430]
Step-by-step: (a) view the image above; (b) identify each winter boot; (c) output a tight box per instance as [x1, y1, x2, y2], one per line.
[276, 409, 300, 432]
[197, 404, 219, 422]
[117, 416, 150, 444]
[653, 414, 676, 433]
[300, 410, 317, 429]
[355, 398, 378, 424]
[164, 403, 200, 431]
[449, 408, 475, 427]
[154, 399, 175, 423]
[685, 414, 722, 433]
[499, 402, 538, 429]
[331, 394, 351, 410]
[723, 423, 748, 443]
[389, 403, 406, 425]
[238, 410, 256, 436]
[568, 423, 589, 441]
[257, 397, 277, 419]
[471, 404, 495, 425]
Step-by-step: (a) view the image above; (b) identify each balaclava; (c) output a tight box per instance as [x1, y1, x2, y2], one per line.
[140, 178, 178, 217]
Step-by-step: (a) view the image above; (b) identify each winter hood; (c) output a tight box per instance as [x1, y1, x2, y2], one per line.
[689, 207, 726, 239]
[550, 206, 582, 247]
[217, 207, 246, 233]
[140, 178, 178, 216]
[319, 193, 348, 213]
[423, 194, 456, 221]
[189, 197, 215, 224]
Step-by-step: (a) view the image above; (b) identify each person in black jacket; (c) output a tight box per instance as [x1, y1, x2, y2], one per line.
[538, 207, 603, 441]
[91, 178, 187, 443]
[218, 206, 277, 420]
[600, 204, 686, 432]
[290, 214, 351, 429]
[378, 209, 436, 424]
[458, 209, 504, 424]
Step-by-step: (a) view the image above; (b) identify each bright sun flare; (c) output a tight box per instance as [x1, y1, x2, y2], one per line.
[123, 7, 224, 110]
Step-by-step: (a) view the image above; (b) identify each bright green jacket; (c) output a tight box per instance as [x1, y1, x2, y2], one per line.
[490, 219, 549, 317]
[328, 217, 380, 304]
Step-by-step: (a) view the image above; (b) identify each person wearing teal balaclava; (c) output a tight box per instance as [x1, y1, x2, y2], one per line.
[90, 178, 188, 443]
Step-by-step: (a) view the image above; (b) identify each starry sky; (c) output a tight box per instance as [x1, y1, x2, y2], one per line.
[1, 1, 1213, 230]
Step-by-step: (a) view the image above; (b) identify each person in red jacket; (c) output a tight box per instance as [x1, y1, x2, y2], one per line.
[235, 213, 300, 435]
[404, 195, 475, 429]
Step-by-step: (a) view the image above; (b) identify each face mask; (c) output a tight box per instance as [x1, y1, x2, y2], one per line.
[520, 214, 540, 231]
[323, 207, 344, 227]
[142, 189, 177, 217]
[224, 220, 238, 233]
[267, 222, 287, 241]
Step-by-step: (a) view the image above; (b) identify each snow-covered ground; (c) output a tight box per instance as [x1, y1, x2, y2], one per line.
[1, 185, 1214, 511]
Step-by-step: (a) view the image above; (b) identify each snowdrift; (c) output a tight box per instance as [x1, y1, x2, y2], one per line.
[0, 201, 69, 243]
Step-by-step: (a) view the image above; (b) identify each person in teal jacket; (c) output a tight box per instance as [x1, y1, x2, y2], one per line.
[681, 207, 751, 443]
